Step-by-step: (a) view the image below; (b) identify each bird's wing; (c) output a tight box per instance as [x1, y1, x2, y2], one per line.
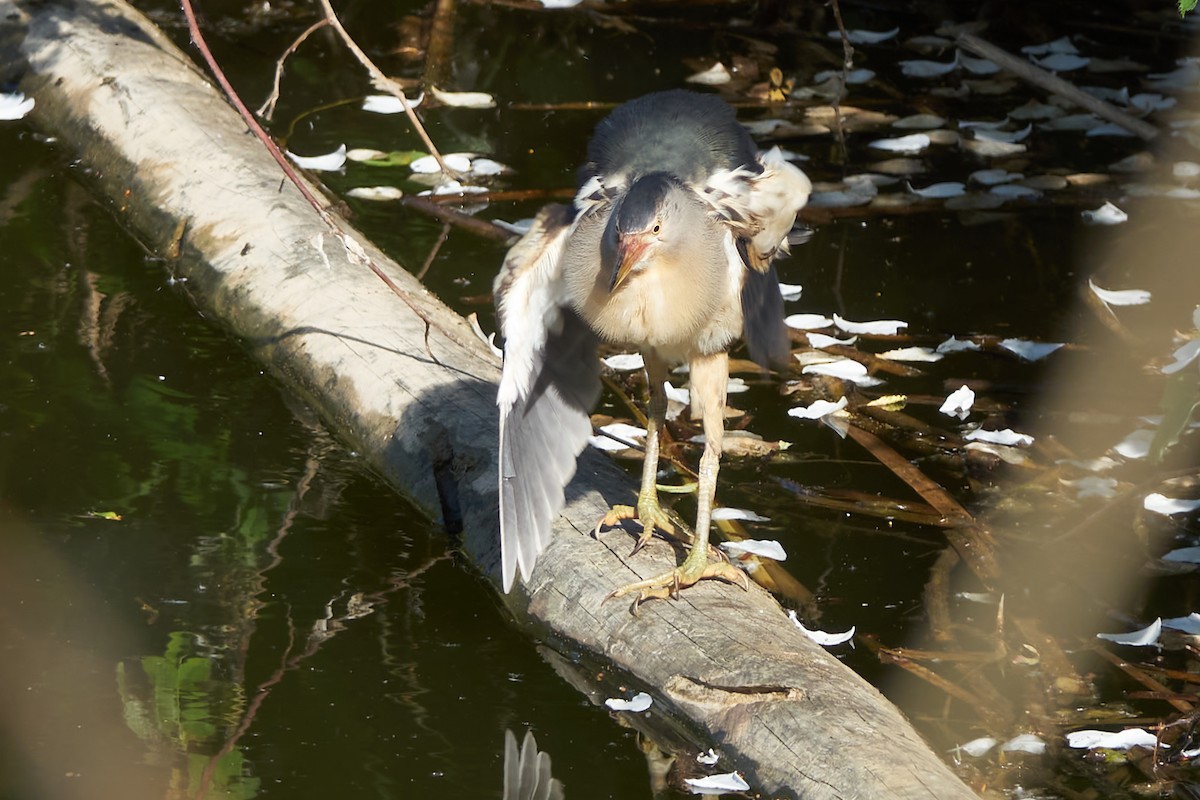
[702, 146, 812, 271]
[740, 262, 790, 369]
[698, 148, 812, 369]
[494, 204, 601, 592]
[744, 146, 813, 268]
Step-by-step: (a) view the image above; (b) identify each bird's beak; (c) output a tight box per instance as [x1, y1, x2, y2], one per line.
[601, 229, 651, 293]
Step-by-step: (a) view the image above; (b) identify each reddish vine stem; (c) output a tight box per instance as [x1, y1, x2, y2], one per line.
[178, 0, 329, 217]
[177, 0, 496, 368]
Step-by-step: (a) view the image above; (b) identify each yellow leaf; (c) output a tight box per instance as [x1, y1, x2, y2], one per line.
[866, 394, 907, 411]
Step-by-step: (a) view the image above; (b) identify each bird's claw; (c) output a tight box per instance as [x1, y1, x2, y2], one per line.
[594, 501, 678, 557]
[602, 559, 747, 612]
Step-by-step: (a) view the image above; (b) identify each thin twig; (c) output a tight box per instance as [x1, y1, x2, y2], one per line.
[423, 186, 578, 204]
[924, 546, 959, 643]
[193, 553, 452, 800]
[862, 635, 1007, 725]
[400, 195, 516, 242]
[416, 222, 452, 281]
[507, 101, 622, 112]
[194, 441, 326, 800]
[1093, 645, 1196, 714]
[422, 0, 457, 90]
[875, 643, 1004, 664]
[775, 477, 955, 527]
[846, 425, 975, 526]
[826, 0, 852, 164]
[181, 0, 499, 369]
[314, 0, 455, 177]
[179, 0, 328, 215]
[956, 32, 1158, 140]
[508, 98, 834, 112]
[257, 18, 330, 121]
[194, 616, 296, 800]
[846, 424, 1000, 583]
[827, 0, 854, 69]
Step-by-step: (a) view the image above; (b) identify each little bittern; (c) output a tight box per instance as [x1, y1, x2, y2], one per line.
[495, 89, 811, 604]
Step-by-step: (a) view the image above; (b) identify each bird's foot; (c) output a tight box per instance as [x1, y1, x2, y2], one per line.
[603, 555, 747, 612]
[594, 498, 680, 557]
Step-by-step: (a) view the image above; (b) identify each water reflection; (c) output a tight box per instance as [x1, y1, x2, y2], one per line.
[503, 729, 564, 800]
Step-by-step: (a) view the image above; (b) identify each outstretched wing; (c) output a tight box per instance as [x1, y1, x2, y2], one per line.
[494, 204, 601, 592]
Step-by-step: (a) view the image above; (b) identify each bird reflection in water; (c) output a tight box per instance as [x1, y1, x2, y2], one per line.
[503, 729, 565, 800]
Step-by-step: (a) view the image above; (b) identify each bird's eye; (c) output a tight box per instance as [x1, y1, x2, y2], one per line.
[652, 223, 661, 234]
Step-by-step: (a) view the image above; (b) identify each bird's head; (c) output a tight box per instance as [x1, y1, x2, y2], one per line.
[601, 173, 691, 292]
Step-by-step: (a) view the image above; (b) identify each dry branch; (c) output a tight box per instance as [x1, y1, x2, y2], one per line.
[956, 32, 1159, 141]
[256, 18, 329, 120]
[1093, 646, 1196, 714]
[314, 0, 453, 176]
[401, 194, 516, 242]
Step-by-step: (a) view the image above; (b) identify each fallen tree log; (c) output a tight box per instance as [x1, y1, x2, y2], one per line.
[0, 1, 979, 796]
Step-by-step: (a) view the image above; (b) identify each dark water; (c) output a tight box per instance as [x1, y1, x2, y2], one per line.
[2, 0, 1199, 798]
[0, 147, 656, 799]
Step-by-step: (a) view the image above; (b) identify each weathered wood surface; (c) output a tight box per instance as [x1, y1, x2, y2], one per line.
[0, 2, 979, 796]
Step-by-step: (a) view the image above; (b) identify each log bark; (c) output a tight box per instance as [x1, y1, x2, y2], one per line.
[0, 1, 979, 796]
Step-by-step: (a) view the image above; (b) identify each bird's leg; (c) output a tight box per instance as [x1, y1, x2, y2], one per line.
[605, 352, 748, 608]
[597, 353, 678, 555]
